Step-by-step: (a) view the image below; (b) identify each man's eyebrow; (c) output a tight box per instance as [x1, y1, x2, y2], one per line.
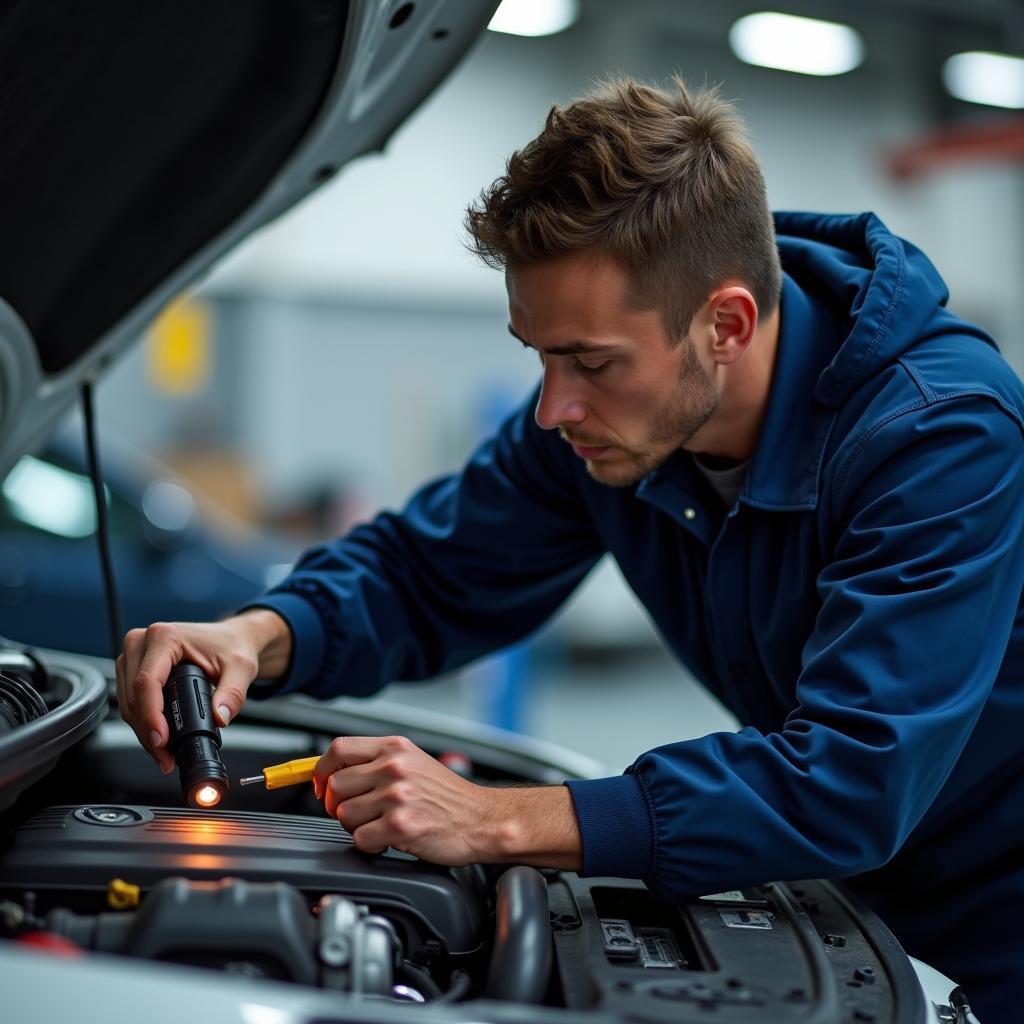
[506, 324, 616, 356]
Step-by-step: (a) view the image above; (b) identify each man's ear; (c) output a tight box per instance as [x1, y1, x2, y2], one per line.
[705, 286, 758, 365]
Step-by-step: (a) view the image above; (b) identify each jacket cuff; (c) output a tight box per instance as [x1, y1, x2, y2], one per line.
[238, 592, 326, 698]
[565, 774, 655, 879]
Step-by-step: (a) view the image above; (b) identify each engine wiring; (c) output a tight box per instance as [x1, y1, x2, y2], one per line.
[0, 669, 48, 735]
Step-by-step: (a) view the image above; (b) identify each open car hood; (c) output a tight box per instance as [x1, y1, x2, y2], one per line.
[0, 0, 496, 479]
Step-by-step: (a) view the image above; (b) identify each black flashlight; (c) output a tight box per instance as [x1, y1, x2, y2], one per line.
[163, 662, 230, 808]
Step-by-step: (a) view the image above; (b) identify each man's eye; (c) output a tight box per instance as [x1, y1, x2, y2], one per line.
[576, 359, 609, 374]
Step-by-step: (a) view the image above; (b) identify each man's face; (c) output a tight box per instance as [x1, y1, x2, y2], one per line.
[507, 253, 720, 487]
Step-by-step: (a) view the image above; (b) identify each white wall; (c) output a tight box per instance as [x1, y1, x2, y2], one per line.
[227, 301, 538, 508]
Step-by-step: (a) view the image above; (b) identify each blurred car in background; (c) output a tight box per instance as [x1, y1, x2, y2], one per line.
[0, 428, 293, 656]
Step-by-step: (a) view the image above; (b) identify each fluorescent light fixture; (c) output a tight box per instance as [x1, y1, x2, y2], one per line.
[488, 0, 579, 38]
[729, 12, 864, 77]
[943, 51, 1024, 110]
[2, 455, 98, 538]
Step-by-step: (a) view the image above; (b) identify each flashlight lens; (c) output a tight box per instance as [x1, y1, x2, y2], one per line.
[193, 785, 221, 807]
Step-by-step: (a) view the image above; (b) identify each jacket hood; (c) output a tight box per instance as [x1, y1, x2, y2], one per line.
[774, 211, 990, 410]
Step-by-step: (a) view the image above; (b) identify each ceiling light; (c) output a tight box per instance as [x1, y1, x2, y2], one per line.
[488, 0, 579, 38]
[729, 12, 864, 77]
[2, 455, 98, 538]
[943, 51, 1024, 110]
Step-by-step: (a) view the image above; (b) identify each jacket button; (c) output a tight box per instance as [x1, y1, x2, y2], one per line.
[683, 507, 697, 520]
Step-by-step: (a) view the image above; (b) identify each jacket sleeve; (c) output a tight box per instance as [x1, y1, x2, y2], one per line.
[246, 391, 604, 699]
[567, 396, 1024, 898]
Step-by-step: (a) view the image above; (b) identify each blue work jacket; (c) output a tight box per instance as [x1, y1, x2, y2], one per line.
[254, 212, 1024, 909]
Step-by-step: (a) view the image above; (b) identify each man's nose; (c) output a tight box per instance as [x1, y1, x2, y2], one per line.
[534, 368, 586, 431]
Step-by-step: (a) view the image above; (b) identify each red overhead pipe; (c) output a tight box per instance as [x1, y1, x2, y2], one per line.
[886, 116, 1024, 181]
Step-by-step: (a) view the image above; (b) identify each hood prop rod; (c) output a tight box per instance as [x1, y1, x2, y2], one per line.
[81, 380, 123, 660]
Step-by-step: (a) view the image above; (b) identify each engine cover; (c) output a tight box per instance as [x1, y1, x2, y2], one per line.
[0, 804, 486, 954]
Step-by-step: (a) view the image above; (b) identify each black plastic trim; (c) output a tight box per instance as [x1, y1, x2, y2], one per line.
[820, 879, 930, 1024]
[0, 656, 107, 812]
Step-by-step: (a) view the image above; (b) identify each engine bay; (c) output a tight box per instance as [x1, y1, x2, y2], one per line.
[0, 651, 938, 1023]
[1, 802, 486, 991]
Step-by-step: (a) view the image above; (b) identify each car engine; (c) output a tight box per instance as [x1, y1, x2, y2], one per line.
[0, 803, 486, 996]
[0, 650, 956, 1023]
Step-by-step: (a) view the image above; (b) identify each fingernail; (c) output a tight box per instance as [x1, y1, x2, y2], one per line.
[218, 705, 231, 725]
[159, 761, 174, 775]
[149, 730, 162, 748]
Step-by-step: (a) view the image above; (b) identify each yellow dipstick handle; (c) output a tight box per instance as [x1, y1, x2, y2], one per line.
[107, 878, 141, 910]
[239, 755, 320, 790]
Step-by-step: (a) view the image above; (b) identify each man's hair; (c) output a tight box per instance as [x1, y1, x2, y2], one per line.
[466, 76, 782, 340]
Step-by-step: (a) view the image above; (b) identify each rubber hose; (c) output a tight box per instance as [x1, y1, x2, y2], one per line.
[484, 866, 552, 1003]
[397, 960, 443, 1000]
[436, 969, 472, 1003]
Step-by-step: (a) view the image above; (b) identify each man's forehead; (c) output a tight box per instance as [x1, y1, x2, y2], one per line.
[507, 256, 668, 352]
[506, 300, 619, 354]
[507, 255, 631, 328]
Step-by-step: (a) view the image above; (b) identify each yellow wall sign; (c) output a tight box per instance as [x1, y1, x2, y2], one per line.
[147, 296, 211, 396]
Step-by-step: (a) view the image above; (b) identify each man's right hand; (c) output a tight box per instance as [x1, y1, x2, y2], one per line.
[116, 608, 291, 773]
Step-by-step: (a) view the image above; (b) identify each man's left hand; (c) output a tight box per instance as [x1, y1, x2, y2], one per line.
[313, 735, 582, 869]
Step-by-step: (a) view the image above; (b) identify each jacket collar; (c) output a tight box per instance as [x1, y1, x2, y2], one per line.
[742, 272, 839, 511]
[637, 273, 838, 521]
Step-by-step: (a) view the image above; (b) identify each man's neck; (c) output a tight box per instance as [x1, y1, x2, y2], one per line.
[687, 304, 781, 463]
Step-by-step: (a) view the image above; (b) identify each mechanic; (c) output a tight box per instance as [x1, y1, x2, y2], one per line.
[118, 78, 1024, 1021]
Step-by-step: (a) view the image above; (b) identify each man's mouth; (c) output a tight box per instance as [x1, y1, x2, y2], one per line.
[567, 440, 611, 460]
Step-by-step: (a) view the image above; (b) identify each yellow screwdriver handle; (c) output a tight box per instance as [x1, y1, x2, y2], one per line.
[262, 755, 321, 790]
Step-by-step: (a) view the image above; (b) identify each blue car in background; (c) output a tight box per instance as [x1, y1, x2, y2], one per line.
[0, 430, 292, 657]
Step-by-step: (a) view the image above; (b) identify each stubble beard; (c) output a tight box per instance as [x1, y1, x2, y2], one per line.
[584, 338, 719, 488]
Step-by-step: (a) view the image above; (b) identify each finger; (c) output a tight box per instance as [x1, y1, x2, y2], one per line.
[324, 764, 376, 819]
[131, 627, 183, 749]
[116, 653, 151, 755]
[350, 819, 391, 855]
[115, 654, 127, 719]
[333, 789, 385, 833]
[210, 658, 257, 727]
[314, 736, 391, 792]
[117, 643, 174, 770]
[119, 629, 147, 723]
[130, 622, 193, 761]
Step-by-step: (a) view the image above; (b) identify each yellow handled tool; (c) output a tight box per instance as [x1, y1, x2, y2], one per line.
[238, 755, 320, 790]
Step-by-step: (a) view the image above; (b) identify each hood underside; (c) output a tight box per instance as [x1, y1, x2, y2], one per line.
[0, 0, 496, 478]
[1, 1, 345, 378]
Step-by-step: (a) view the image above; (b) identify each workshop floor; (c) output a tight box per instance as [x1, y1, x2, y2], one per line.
[364, 644, 739, 776]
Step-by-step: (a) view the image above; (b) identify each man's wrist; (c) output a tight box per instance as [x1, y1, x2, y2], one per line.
[486, 784, 583, 871]
[235, 608, 292, 679]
